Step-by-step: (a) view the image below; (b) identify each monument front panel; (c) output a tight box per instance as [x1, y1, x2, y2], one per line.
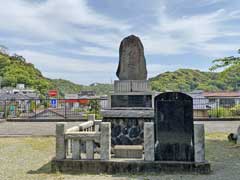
[154, 92, 194, 161]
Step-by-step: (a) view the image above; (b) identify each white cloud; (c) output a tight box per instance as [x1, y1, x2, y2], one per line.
[1, 0, 240, 84]
[16, 50, 117, 73]
[0, 0, 130, 45]
[194, 43, 240, 57]
[141, 5, 240, 56]
[67, 46, 118, 57]
[15, 50, 119, 84]
[1, 0, 239, 58]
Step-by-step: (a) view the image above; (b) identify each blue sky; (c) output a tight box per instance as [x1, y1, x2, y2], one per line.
[0, 0, 239, 85]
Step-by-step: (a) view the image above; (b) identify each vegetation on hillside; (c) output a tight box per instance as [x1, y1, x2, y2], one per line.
[150, 64, 240, 92]
[51, 79, 84, 97]
[0, 52, 53, 96]
[209, 49, 240, 71]
[51, 79, 113, 97]
[0, 46, 239, 96]
[0, 49, 113, 97]
[150, 49, 240, 92]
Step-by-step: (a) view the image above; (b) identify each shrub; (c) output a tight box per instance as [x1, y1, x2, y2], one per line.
[208, 107, 232, 118]
[230, 104, 240, 116]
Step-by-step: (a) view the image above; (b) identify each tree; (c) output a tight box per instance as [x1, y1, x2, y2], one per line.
[209, 49, 240, 71]
[0, 45, 8, 55]
[11, 54, 26, 62]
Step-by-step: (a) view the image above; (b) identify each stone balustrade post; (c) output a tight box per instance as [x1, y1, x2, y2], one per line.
[88, 114, 95, 121]
[194, 124, 205, 163]
[72, 140, 80, 160]
[144, 122, 155, 161]
[101, 122, 111, 160]
[86, 140, 94, 159]
[95, 124, 100, 132]
[56, 122, 67, 160]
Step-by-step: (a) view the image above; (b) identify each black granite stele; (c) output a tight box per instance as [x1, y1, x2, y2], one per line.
[103, 118, 152, 145]
[154, 92, 194, 161]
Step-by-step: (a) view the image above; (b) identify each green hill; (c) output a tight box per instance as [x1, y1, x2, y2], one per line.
[150, 65, 240, 92]
[51, 79, 113, 97]
[0, 53, 53, 96]
[0, 52, 113, 97]
[0, 51, 239, 96]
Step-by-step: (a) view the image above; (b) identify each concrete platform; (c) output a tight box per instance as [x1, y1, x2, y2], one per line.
[52, 158, 211, 174]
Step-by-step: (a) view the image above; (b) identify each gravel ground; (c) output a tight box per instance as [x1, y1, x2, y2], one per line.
[0, 121, 239, 136]
[0, 134, 239, 180]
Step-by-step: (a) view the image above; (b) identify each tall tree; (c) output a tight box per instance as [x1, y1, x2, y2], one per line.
[0, 45, 8, 55]
[209, 49, 240, 71]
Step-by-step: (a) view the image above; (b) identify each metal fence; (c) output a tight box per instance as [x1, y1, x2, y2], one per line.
[0, 98, 108, 120]
[0, 97, 239, 120]
[193, 97, 240, 119]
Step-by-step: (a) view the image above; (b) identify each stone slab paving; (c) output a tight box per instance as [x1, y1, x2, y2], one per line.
[0, 121, 239, 136]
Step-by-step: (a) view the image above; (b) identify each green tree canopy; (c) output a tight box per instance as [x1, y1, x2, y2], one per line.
[209, 49, 240, 71]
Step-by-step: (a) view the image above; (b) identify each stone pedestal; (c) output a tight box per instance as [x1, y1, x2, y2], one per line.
[114, 80, 151, 92]
[102, 80, 154, 145]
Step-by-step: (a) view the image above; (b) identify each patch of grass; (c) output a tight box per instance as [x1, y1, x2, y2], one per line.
[205, 132, 228, 141]
[0, 133, 240, 180]
[22, 137, 54, 151]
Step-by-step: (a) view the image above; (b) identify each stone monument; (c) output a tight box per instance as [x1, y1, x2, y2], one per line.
[102, 35, 154, 145]
[53, 35, 211, 174]
[154, 92, 195, 161]
[117, 35, 147, 80]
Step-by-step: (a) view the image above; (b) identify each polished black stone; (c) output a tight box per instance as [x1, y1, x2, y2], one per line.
[111, 95, 152, 108]
[154, 92, 194, 161]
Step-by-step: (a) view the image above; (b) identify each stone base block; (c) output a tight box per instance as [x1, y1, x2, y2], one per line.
[52, 159, 211, 174]
[101, 110, 154, 118]
[114, 80, 151, 92]
[114, 145, 143, 158]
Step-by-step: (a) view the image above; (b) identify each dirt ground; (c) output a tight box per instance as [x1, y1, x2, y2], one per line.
[0, 133, 240, 180]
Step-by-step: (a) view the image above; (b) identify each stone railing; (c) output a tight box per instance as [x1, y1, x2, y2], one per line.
[56, 118, 205, 163]
[56, 115, 111, 161]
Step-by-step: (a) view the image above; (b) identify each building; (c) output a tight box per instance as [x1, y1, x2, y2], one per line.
[78, 91, 96, 97]
[64, 91, 108, 110]
[188, 90, 211, 118]
[0, 84, 39, 117]
[203, 91, 240, 108]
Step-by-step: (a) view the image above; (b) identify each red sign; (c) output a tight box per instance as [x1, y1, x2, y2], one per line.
[48, 90, 58, 97]
[63, 99, 89, 105]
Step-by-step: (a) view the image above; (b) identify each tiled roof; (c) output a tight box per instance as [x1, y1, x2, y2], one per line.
[203, 91, 240, 97]
[0, 92, 39, 100]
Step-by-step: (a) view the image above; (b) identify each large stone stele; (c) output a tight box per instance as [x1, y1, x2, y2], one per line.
[116, 35, 147, 80]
